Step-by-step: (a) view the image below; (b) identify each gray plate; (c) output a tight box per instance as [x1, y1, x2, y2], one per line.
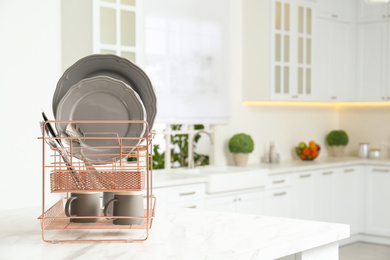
[55, 76, 146, 164]
[53, 54, 156, 135]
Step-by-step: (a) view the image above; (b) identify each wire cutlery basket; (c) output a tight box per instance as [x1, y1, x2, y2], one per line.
[38, 120, 156, 243]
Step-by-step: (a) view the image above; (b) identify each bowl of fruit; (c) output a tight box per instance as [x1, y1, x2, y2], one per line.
[296, 141, 320, 161]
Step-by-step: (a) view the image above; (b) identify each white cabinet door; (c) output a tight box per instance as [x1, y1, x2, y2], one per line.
[271, 0, 314, 101]
[365, 166, 390, 236]
[312, 169, 335, 223]
[205, 191, 263, 215]
[317, 0, 353, 22]
[357, 22, 387, 101]
[313, 18, 353, 101]
[290, 171, 313, 220]
[334, 167, 364, 235]
[330, 21, 353, 101]
[264, 188, 290, 218]
[205, 195, 237, 213]
[357, 0, 387, 23]
[236, 191, 264, 215]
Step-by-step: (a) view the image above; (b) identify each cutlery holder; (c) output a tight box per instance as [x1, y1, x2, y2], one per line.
[50, 170, 145, 192]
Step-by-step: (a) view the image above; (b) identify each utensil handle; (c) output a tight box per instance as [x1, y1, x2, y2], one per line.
[104, 198, 118, 220]
[56, 148, 85, 189]
[65, 196, 78, 217]
[42, 112, 62, 146]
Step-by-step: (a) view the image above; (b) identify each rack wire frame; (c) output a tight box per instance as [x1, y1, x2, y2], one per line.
[38, 120, 156, 243]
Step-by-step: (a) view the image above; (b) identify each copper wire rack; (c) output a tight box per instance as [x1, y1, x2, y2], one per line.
[38, 120, 156, 243]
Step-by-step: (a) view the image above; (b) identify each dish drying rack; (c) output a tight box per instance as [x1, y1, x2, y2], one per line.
[38, 120, 156, 243]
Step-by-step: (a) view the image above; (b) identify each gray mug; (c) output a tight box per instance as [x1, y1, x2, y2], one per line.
[65, 192, 100, 223]
[103, 192, 144, 225]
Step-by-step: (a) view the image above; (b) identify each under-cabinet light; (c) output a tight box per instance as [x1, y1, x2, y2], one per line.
[243, 101, 390, 107]
[365, 0, 389, 4]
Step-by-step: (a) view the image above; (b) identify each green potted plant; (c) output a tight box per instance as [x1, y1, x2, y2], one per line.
[228, 133, 254, 166]
[326, 130, 349, 157]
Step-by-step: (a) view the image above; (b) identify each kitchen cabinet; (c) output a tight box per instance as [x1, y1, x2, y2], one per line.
[316, 0, 353, 22]
[264, 188, 290, 218]
[365, 166, 390, 236]
[312, 169, 335, 223]
[243, 0, 317, 101]
[334, 166, 364, 235]
[61, 0, 140, 71]
[263, 174, 291, 218]
[270, 0, 315, 101]
[205, 191, 264, 215]
[357, 21, 389, 101]
[290, 170, 314, 220]
[152, 183, 206, 209]
[313, 11, 354, 101]
[357, 0, 390, 23]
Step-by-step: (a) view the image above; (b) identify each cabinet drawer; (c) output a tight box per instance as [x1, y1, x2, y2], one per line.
[266, 174, 291, 189]
[168, 184, 206, 203]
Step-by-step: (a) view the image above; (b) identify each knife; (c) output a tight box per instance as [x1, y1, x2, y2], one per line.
[41, 110, 62, 146]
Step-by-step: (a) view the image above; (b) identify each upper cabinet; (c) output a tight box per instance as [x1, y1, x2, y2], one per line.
[317, 0, 353, 22]
[357, 1, 390, 101]
[243, 0, 316, 101]
[313, 0, 355, 102]
[242, 0, 355, 102]
[357, 0, 390, 22]
[270, 1, 314, 101]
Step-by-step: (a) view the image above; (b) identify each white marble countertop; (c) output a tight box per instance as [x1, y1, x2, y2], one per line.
[0, 206, 349, 260]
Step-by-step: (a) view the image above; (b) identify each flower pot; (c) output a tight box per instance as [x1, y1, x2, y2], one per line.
[331, 146, 345, 157]
[233, 153, 249, 166]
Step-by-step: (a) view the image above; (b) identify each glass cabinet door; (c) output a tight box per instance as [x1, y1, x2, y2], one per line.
[297, 5, 312, 97]
[94, 0, 138, 63]
[271, 0, 313, 101]
[273, 1, 291, 97]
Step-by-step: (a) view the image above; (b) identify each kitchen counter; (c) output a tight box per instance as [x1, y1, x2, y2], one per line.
[254, 156, 390, 175]
[0, 206, 349, 260]
[152, 157, 390, 188]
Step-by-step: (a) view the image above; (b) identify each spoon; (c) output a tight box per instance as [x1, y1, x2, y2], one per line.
[39, 121, 84, 189]
[63, 123, 114, 189]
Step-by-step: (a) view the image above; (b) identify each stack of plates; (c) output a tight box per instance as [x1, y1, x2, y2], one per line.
[52, 54, 157, 164]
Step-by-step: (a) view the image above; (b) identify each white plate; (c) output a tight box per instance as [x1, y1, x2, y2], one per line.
[55, 76, 146, 164]
[53, 54, 157, 135]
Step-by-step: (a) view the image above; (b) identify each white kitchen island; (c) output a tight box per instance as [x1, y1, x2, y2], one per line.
[0, 206, 349, 260]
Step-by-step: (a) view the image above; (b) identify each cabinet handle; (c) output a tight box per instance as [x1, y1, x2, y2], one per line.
[344, 168, 355, 173]
[292, 95, 298, 99]
[273, 179, 286, 184]
[188, 205, 197, 208]
[300, 174, 311, 178]
[331, 96, 337, 100]
[274, 192, 286, 197]
[179, 191, 196, 196]
[382, 96, 386, 100]
[323, 171, 334, 175]
[384, 15, 387, 19]
[332, 14, 338, 18]
[373, 168, 390, 173]
[238, 198, 242, 201]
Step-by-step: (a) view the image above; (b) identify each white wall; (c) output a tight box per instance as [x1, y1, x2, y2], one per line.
[0, 0, 62, 210]
[339, 106, 390, 158]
